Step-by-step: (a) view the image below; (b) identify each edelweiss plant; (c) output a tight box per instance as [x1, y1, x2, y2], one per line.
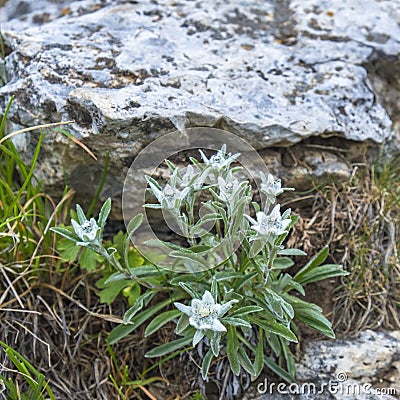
[52, 145, 348, 390]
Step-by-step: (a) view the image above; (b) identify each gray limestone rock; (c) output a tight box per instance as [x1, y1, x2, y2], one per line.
[244, 330, 400, 400]
[0, 0, 398, 212]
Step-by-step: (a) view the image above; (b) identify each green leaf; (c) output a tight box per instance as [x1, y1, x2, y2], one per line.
[263, 288, 285, 319]
[178, 282, 201, 299]
[127, 247, 145, 267]
[254, 319, 298, 343]
[79, 247, 99, 271]
[230, 306, 263, 318]
[281, 300, 295, 320]
[105, 265, 159, 284]
[108, 295, 184, 344]
[194, 213, 222, 226]
[285, 279, 306, 296]
[170, 250, 208, 269]
[126, 214, 143, 237]
[227, 326, 240, 376]
[281, 337, 296, 379]
[96, 275, 136, 305]
[0, 341, 56, 399]
[76, 204, 87, 224]
[254, 329, 264, 379]
[98, 198, 112, 229]
[265, 332, 282, 357]
[193, 330, 205, 346]
[145, 335, 193, 358]
[294, 264, 348, 285]
[165, 159, 176, 171]
[211, 278, 218, 302]
[143, 203, 162, 209]
[248, 239, 265, 258]
[277, 248, 307, 256]
[57, 238, 80, 262]
[214, 271, 243, 281]
[282, 294, 323, 312]
[201, 349, 214, 380]
[122, 214, 143, 268]
[175, 314, 190, 335]
[169, 275, 200, 285]
[50, 226, 79, 242]
[123, 291, 154, 324]
[222, 317, 251, 329]
[273, 257, 295, 270]
[210, 332, 221, 357]
[294, 307, 335, 338]
[294, 246, 329, 283]
[238, 347, 256, 376]
[264, 357, 294, 383]
[230, 196, 248, 235]
[145, 310, 181, 337]
[251, 201, 260, 213]
[233, 271, 258, 291]
[127, 283, 141, 306]
[157, 243, 194, 253]
[111, 230, 125, 256]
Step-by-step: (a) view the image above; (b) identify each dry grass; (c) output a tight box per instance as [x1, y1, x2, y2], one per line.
[286, 158, 400, 334]
[0, 261, 202, 399]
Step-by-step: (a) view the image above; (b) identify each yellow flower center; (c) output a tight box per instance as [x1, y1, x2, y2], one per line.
[198, 305, 212, 318]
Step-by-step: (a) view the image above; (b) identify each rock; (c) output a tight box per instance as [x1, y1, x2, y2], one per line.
[0, 0, 398, 213]
[296, 330, 400, 381]
[244, 330, 400, 400]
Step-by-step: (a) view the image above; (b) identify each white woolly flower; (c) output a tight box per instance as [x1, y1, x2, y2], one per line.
[217, 175, 240, 203]
[246, 204, 291, 238]
[199, 145, 240, 171]
[71, 217, 100, 244]
[260, 172, 294, 204]
[174, 291, 237, 345]
[147, 179, 190, 210]
[178, 165, 204, 190]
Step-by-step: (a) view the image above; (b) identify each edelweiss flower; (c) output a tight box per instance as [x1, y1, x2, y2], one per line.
[217, 175, 240, 203]
[147, 179, 190, 210]
[199, 145, 240, 171]
[246, 204, 291, 238]
[177, 165, 204, 190]
[160, 184, 183, 209]
[71, 216, 100, 244]
[260, 172, 294, 204]
[174, 291, 237, 345]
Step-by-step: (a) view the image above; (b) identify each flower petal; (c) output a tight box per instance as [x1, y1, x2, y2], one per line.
[71, 219, 83, 240]
[256, 211, 267, 223]
[270, 204, 281, 219]
[189, 316, 202, 330]
[211, 319, 227, 332]
[191, 298, 202, 311]
[202, 290, 215, 305]
[244, 214, 257, 226]
[281, 219, 291, 230]
[174, 302, 193, 316]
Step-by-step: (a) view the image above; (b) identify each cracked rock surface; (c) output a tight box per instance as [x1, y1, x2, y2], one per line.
[0, 0, 399, 211]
